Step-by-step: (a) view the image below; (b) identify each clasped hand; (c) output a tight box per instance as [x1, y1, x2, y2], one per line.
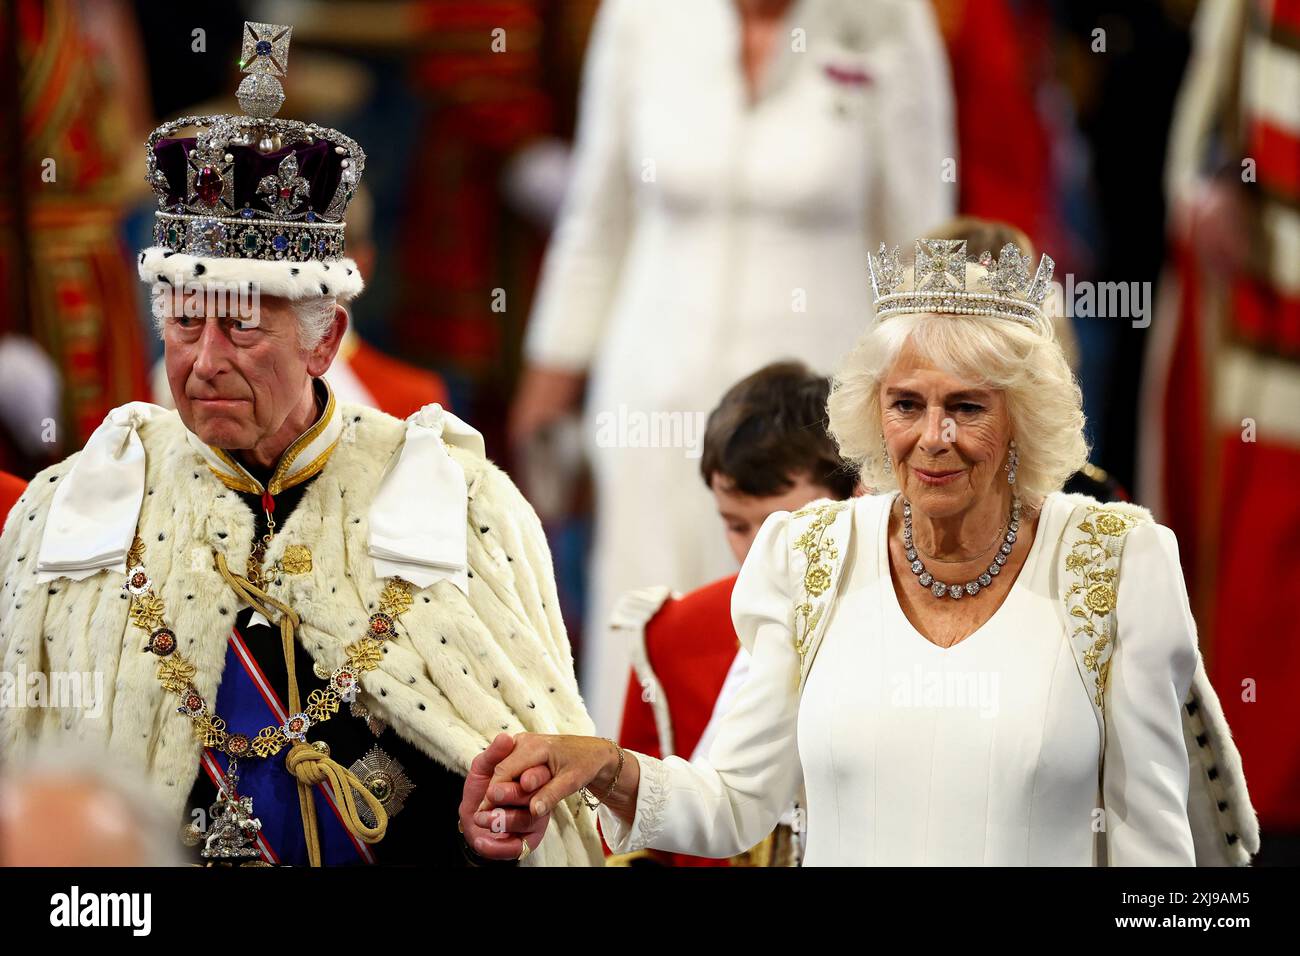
[456, 732, 620, 861]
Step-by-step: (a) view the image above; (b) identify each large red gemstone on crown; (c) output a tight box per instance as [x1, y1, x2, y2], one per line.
[195, 166, 222, 206]
[279, 186, 292, 198]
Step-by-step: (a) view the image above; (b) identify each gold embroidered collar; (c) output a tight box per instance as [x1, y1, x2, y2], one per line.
[187, 378, 342, 497]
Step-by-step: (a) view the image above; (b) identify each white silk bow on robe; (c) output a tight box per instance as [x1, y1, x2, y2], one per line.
[368, 403, 484, 594]
[36, 402, 162, 582]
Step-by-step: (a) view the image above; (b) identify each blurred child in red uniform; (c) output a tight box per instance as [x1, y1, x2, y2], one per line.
[612, 361, 858, 866]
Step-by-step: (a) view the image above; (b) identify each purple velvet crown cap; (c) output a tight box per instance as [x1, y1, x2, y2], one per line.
[152, 136, 344, 220]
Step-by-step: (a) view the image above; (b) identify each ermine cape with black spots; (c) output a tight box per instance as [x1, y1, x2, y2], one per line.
[0, 401, 603, 866]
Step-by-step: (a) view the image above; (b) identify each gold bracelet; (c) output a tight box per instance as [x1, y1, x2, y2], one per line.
[579, 738, 625, 811]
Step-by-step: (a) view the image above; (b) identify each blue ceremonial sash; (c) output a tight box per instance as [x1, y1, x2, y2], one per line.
[201, 628, 376, 866]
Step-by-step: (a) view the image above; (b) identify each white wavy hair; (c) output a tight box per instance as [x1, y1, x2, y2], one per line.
[288, 296, 340, 350]
[827, 312, 1089, 506]
[151, 291, 339, 351]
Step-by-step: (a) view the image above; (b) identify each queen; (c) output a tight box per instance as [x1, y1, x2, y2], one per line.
[473, 238, 1258, 866]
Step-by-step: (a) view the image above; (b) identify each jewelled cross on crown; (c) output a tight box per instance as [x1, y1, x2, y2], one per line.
[237, 22, 293, 118]
[914, 239, 967, 292]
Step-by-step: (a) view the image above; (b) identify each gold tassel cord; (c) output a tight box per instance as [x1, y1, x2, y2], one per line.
[215, 551, 389, 866]
[285, 743, 388, 843]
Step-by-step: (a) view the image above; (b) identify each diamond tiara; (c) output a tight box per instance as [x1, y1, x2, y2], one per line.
[143, 21, 365, 264]
[868, 239, 1055, 332]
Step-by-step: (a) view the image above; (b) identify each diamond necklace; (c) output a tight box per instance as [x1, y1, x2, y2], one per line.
[902, 495, 1021, 599]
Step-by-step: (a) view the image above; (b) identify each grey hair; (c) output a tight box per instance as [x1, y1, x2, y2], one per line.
[291, 295, 340, 350]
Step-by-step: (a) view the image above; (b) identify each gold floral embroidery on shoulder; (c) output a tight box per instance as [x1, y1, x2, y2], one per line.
[791, 501, 849, 667]
[1063, 505, 1147, 709]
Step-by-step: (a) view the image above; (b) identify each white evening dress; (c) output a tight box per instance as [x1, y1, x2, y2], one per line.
[523, 0, 957, 735]
[598, 492, 1199, 865]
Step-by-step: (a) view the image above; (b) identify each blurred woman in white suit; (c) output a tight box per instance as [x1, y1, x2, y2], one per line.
[513, 0, 956, 734]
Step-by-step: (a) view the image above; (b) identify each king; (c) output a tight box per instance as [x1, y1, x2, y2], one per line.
[0, 22, 600, 867]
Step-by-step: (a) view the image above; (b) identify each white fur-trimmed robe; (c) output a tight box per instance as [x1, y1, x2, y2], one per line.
[0, 404, 603, 866]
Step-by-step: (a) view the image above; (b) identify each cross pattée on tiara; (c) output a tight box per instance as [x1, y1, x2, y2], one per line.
[868, 239, 1055, 330]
